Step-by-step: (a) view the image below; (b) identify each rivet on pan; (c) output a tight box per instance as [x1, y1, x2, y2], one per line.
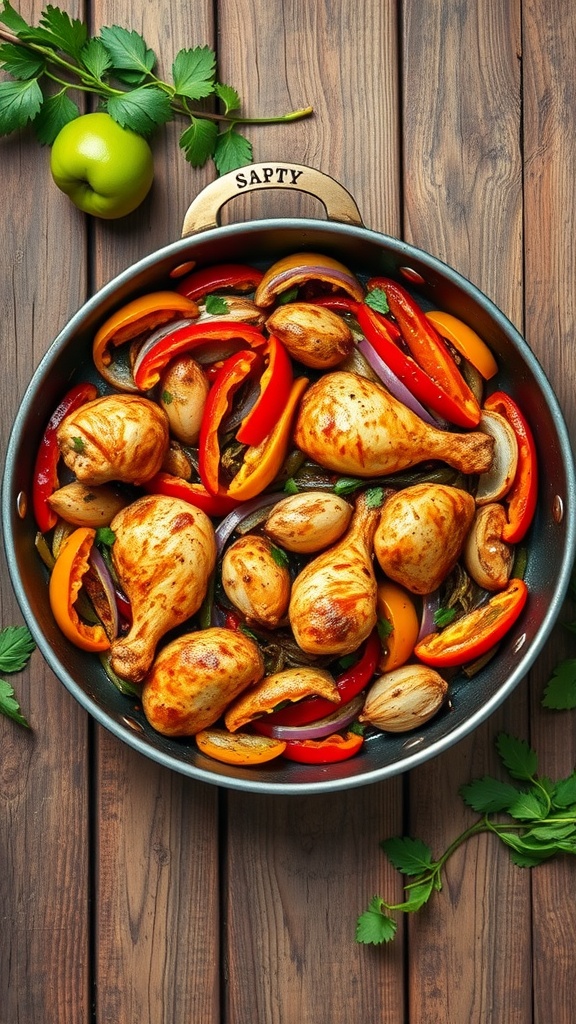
[512, 632, 527, 655]
[552, 495, 564, 523]
[119, 714, 145, 734]
[399, 266, 426, 285]
[169, 260, 196, 279]
[402, 735, 426, 750]
[16, 491, 27, 518]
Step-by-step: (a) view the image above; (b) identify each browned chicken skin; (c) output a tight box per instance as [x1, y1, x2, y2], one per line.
[109, 494, 217, 682]
[57, 393, 169, 486]
[289, 490, 380, 656]
[293, 371, 494, 477]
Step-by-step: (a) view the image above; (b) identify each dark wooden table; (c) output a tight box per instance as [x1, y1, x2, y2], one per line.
[2, 1, 576, 1021]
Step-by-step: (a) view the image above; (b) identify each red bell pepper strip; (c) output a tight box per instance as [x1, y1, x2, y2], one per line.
[33, 381, 98, 533]
[308, 295, 361, 315]
[483, 392, 538, 543]
[367, 278, 481, 428]
[236, 335, 293, 446]
[198, 350, 262, 495]
[282, 730, 364, 764]
[133, 320, 266, 391]
[175, 263, 264, 301]
[142, 471, 241, 517]
[261, 630, 381, 728]
[356, 302, 479, 428]
[414, 578, 528, 667]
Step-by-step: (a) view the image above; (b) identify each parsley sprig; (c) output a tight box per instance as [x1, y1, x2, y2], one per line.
[0, 1, 313, 174]
[356, 732, 576, 944]
[0, 624, 35, 728]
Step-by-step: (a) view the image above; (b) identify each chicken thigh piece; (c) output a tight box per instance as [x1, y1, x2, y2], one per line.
[57, 393, 169, 486]
[289, 491, 380, 656]
[109, 494, 217, 682]
[294, 371, 494, 477]
[374, 483, 476, 595]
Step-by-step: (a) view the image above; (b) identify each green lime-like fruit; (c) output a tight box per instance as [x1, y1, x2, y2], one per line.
[50, 112, 154, 219]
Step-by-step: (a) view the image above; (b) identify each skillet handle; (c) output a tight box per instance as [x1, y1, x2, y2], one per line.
[181, 162, 364, 236]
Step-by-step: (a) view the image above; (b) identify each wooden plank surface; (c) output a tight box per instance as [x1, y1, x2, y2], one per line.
[1, 2, 576, 1023]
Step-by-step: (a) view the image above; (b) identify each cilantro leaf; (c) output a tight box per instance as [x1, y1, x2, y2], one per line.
[553, 772, 576, 808]
[365, 288, 389, 315]
[542, 659, 576, 709]
[215, 82, 241, 115]
[33, 91, 79, 144]
[507, 790, 547, 821]
[213, 128, 253, 175]
[0, 78, 43, 134]
[33, 5, 87, 59]
[0, 42, 45, 79]
[459, 775, 520, 814]
[381, 836, 434, 876]
[99, 25, 156, 77]
[283, 478, 300, 495]
[397, 878, 436, 912]
[204, 294, 229, 315]
[106, 86, 172, 135]
[365, 487, 385, 508]
[0, 678, 30, 728]
[496, 732, 538, 781]
[355, 897, 397, 944]
[0, 625, 35, 674]
[0, 0, 31, 35]
[80, 37, 112, 81]
[179, 116, 218, 166]
[172, 46, 216, 100]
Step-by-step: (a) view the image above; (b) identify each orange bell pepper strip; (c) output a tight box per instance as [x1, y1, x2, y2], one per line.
[425, 310, 499, 380]
[367, 278, 482, 428]
[377, 581, 420, 672]
[195, 728, 286, 766]
[414, 578, 528, 667]
[483, 392, 538, 543]
[93, 291, 200, 386]
[226, 376, 309, 501]
[49, 527, 110, 652]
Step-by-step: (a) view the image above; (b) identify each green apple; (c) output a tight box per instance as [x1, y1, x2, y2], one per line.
[50, 112, 155, 219]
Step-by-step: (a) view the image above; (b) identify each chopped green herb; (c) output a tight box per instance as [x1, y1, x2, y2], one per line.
[161, 389, 173, 404]
[283, 478, 300, 495]
[377, 616, 393, 642]
[356, 733, 576, 944]
[364, 288, 389, 315]
[204, 293, 229, 315]
[71, 436, 85, 452]
[96, 526, 116, 547]
[0, 1, 313, 173]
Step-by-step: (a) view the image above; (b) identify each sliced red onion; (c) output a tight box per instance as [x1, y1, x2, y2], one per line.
[254, 693, 365, 741]
[418, 588, 440, 641]
[88, 546, 119, 640]
[214, 491, 285, 555]
[358, 338, 438, 425]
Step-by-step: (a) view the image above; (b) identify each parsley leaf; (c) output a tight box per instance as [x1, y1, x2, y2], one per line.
[204, 294, 229, 315]
[355, 897, 397, 944]
[215, 81, 241, 115]
[0, 625, 35, 672]
[542, 658, 576, 709]
[32, 5, 87, 59]
[460, 775, 519, 814]
[0, 41, 44, 79]
[495, 732, 538, 781]
[106, 86, 172, 135]
[0, 679, 30, 728]
[365, 288, 389, 315]
[381, 836, 434, 875]
[79, 37, 112, 81]
[99, 25, 156, 78]
[172, 46, 216, 100]
[0, 77, 42, 134]
[179, 116, 219, 167]
[0, 0, 32, 35]
[33, 90, 79, 144]
[214, 128, 253, 175]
